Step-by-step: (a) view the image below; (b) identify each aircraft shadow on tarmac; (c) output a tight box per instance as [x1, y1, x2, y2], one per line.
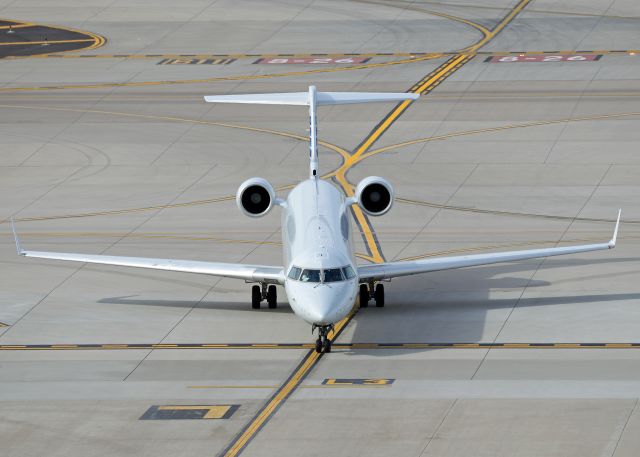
[96, 257, 640, 353]
[98, 296, 293, 313]
[344, 256, 640, 355]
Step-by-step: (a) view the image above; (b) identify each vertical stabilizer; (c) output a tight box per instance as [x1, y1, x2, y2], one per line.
[308, 86, 318, 179]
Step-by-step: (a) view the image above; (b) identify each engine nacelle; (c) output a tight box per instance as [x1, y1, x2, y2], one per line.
[237, 177, 276, 218]
[354, 176, 394, 216]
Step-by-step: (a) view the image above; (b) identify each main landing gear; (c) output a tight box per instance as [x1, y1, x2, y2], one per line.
[313, 324, 334, 353]
[359, 282, 384, 308]
[251, 283, 277, 309]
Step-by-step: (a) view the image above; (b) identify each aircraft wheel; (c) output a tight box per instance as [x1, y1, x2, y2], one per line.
[267, 285, 277, 309]
[322, 338, 332, 353]
[374, 283, 385, 307]
[315, 338, 322, 353]
[359, 284, 369, 308]
[251, 285, 261, 309]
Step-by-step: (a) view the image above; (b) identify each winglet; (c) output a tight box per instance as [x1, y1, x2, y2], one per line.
[10, 217, 24, 255]
[608, 209, 622, 248]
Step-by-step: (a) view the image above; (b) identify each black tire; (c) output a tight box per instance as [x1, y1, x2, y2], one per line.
[374, 283, 385, 308]
[322, 338, 332, 353]
[267, 285, 277, 309]
[251, 285, 261, 309]
[315, 339, 322, 353]
[359, 284, 369, 308]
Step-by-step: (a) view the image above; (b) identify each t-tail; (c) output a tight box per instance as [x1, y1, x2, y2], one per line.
[204, 86, 419, 179]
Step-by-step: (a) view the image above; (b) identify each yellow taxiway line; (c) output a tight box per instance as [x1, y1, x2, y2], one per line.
[219, 309, 356, 457]
[353, 0, 492, 39]
[0, 23, 34, 30]
[396, 196, 640, 226]
[219, 2, 532, 455]
[0, 39, 95, 46]
[360, 111, 640, 160]
[462, 0, 532, 53]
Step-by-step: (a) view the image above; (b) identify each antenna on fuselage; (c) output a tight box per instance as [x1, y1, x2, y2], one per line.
[204, 87, 420, 179]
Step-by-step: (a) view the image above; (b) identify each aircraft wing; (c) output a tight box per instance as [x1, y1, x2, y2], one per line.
[358, 210, 621, 282]
[11, 222, 284, 284]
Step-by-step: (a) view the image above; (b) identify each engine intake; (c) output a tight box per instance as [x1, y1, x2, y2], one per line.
[355, 176, 394, 216]
[237, 178, 276, 217]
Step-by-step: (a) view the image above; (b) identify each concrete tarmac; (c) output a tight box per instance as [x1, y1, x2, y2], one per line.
[1, 1, 640, 456]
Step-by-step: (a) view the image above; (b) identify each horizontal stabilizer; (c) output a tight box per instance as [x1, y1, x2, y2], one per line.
[204, 91, 419, 106]
[204, 86, 419, 179]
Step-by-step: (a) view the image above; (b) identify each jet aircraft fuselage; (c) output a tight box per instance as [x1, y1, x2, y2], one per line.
[283, 178, 357, 326]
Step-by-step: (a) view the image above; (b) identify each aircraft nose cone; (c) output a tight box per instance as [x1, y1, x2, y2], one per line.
[304, 284, 350, 325]
[286, 280, 356, 326]
[306, 302, 334, 325]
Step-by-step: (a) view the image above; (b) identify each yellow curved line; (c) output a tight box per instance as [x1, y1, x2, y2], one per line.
[361, 111, 640, 159]
[330, 0, 531, 263]
[0, 103, 349, 160]
[352, 0, 491, 38]
[7, 231, 282, 246]
[408, 8, 491, 37]
[396, 235, 640, 263]
[331, 55, 471, 264]
[0, 39, 94, 46]
[5, 230, 372, 259]
[0, 104, 348, 223]
[403, 1, 640, 20]
[0, 54, 441, 93]
[461, 0, 531, 52]
[32, 20, 107, 51]
[0, 1, 527, 271]
[0, 23, 34, 30]
[396, 197, 640, 225]
[0, 17, 106, 54]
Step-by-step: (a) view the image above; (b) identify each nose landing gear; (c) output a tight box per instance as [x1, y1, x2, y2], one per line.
[312, 324, 334, 353]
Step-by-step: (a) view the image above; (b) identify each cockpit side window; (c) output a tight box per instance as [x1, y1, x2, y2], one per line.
[300, 269, 321, 282]
[323, 268, 344, 282]
[288, 266, 302, 280]
[342, 265, 356, 280]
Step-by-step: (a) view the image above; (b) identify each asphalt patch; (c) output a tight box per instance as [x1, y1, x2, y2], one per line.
[0, 22, 103, 57]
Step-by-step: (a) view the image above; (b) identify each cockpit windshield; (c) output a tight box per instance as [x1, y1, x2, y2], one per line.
[288, 266, 355, 283]
[300, 269, 321, 282]
[323, 268, 344, 282]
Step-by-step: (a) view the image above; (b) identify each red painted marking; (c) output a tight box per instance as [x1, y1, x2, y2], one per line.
[487, 54, 602, 63]
[255, 57, 371, 64]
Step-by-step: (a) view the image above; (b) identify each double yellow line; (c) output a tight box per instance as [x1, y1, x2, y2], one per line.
[220, 2, 532, 455]
[333, 54, 471, 263]
[219, 310, 355, 457]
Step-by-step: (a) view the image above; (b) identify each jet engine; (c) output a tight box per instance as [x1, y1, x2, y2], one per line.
[236, 177, 276, 217]
[354, 176, 394, 216]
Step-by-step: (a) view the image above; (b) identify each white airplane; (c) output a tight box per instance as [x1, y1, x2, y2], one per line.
[12, 86, 621, 353]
